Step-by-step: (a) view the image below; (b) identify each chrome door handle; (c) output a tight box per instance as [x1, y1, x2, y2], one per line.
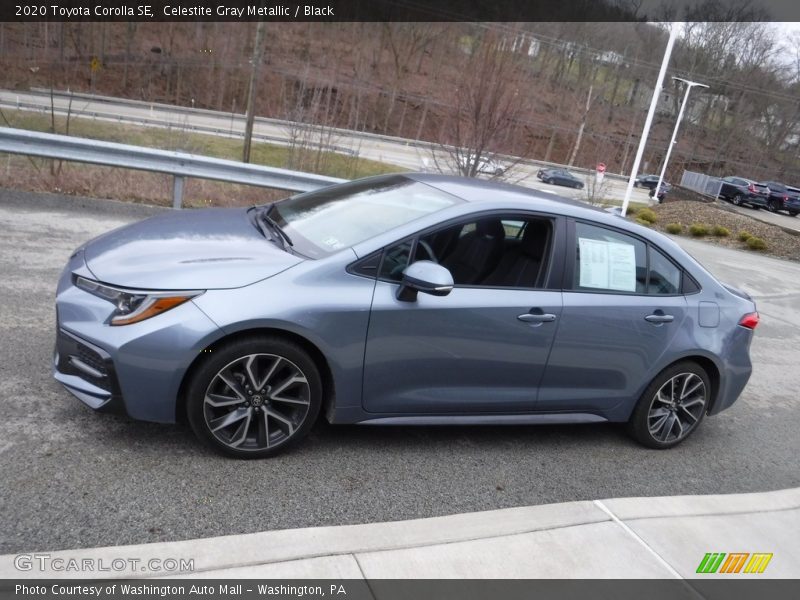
[645, 313, 674, 324]
[518, 313, 557, 323]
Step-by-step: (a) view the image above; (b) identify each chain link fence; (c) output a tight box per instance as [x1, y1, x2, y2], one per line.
[680, 170, 723, 199]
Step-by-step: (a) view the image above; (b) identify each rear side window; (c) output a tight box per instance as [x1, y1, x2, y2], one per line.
[574, 223, 647, 293]
[648, 248, 682, 295]
[573, 222, 685, 296]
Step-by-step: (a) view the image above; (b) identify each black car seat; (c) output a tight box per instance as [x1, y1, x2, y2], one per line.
[441, 219, 505, 285]
[481, 220, 550, 287]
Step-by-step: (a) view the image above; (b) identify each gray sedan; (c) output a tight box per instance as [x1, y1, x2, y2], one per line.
[54, 174, 758, 458]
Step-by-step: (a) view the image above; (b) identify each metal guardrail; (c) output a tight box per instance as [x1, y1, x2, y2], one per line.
[16, 88, 631, 182]
[0, 127, 346, 208]
[680, 170, 723, 198]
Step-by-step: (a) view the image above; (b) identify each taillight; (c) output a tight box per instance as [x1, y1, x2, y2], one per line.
[748, 183, 755, 192]
[739, 312, 759, 330]
[784, 195, 789, 202]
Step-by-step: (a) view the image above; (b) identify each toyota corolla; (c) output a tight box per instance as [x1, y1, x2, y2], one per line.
[54, 174, 758, 457]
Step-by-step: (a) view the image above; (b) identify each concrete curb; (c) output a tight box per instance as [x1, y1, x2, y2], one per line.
[2, 487, 797, 580]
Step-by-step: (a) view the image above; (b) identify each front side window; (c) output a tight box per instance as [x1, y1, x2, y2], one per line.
[378, 240, 413, 282]
[378, 216, 553, 289]
[268, 176, 461, 258]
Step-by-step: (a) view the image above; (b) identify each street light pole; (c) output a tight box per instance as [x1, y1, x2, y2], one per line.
[654, 77, 709, 201]
[621, 22, 678, 217]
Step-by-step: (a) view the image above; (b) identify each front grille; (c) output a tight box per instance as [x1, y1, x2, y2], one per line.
[75, 342, 108, 379]
[56, 329, 117, 394]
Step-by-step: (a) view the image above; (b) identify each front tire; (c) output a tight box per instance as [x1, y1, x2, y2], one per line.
[732, 194, 743, 206]
[186, 336, 322, 458]
[627, 362, 710, 449]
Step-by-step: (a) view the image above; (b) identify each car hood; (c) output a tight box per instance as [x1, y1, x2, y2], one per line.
[83, 208, 303, 290]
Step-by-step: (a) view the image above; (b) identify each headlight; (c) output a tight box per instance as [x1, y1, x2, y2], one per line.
[74, 276, 204, 326]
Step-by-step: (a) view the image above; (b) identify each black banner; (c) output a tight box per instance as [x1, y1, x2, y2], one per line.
[3, 0, 800, 22]
[2, 580, 800, 600]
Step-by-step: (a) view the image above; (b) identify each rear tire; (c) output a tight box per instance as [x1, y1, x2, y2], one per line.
[627, 361, 710, 449]
[186, 336, 322, 459]
[732, 194, 743, 206]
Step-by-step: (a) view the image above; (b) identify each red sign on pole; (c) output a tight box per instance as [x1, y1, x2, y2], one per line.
[596, 162, 606, 173]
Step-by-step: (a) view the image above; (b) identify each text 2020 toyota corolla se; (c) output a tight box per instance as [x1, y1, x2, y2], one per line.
[54, 174, 758, 457]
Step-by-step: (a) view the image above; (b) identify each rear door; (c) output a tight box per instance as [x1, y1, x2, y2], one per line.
[538, 220, 688, 415]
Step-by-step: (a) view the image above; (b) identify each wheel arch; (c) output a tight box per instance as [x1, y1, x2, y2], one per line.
[619, 353, 721, 422]
[176, 327, 336, 424]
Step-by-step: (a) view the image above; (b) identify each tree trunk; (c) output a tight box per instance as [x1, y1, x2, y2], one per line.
[568, 84, 593, 166]
[242, 21, 266, 163]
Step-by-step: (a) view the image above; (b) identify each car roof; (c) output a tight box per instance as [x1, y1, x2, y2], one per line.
[401, 172, 589, 208]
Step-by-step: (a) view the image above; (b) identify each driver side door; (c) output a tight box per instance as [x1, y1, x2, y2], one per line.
[361, 214, 565, 415]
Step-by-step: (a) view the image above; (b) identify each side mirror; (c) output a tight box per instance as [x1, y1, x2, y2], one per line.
[397, 261, 454, 302]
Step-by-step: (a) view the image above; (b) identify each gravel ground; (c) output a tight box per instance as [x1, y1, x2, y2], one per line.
[2, 189, 800, 554]
[648, 200, 800, 262]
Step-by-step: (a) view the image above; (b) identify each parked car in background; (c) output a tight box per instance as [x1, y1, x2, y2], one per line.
[717, 176, 770, 209]
[536, 167, 584, 189]
[634, 174, 662, 191]
[649, 182, 671, 202]
[457, 153, 505, 176]
[760, 181, 800, 217]
[54, 173, 758, 457]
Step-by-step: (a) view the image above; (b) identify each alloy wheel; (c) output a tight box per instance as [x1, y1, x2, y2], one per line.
[203, 353, 311, 451]
[647, 372, 707, 443]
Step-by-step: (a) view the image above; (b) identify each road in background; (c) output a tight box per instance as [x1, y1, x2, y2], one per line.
[0, 89, 654, 204]
[1, 189, 797, 553]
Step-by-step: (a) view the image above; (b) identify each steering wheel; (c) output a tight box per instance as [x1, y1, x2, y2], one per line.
[416, 240, 438, 264]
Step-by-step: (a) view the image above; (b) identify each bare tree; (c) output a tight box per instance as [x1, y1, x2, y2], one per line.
[433, 26, 535, 178]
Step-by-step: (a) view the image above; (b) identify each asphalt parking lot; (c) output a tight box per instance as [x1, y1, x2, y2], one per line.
[724, 200, 800, 233]
[1, 189, 799, 554]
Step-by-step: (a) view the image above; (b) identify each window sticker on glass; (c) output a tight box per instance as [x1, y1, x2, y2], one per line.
[579, 238, 637, 292]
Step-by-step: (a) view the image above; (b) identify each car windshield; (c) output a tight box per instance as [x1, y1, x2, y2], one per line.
[267, 176, 462, 258]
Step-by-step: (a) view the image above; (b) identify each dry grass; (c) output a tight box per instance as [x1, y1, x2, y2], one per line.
[0, 155, 286, 208]
[0, 107, 409, 207]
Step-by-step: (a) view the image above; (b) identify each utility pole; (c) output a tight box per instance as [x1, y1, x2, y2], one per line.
[243, 20, 266, 163]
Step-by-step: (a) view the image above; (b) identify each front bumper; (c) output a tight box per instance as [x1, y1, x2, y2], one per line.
[53, 327, 127, 415]
[53, 257, 223, 423]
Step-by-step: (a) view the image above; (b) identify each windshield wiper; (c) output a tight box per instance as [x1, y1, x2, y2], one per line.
[249, 205, 294, 251]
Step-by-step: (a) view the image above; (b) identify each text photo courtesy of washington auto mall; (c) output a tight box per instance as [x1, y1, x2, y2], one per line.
[0, 0, 799, 598]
